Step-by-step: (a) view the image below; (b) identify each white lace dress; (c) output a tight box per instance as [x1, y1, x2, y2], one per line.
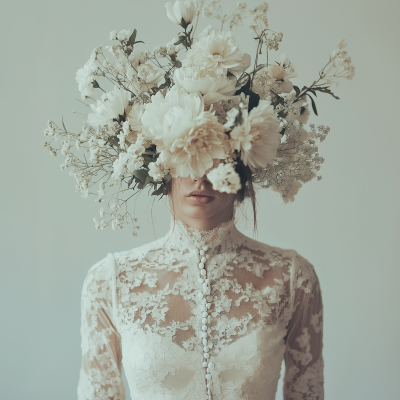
[77, 219, 324, 400]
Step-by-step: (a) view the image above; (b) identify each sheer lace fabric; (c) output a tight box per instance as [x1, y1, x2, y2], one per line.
[78, 219, 324, 400]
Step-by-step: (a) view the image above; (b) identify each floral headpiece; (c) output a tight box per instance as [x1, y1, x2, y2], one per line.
[43, 0, 355, 235]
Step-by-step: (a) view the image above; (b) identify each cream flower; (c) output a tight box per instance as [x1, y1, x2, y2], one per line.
[76, 50, 100, 100]
[185, 30, 244, 75]
[174, 66, 236, 105]
[126, 63, 164, 94]
[165, 0, 197, 27]
[253, 54, 297, 97]
[207, 163, 241, 194]
[87, 86, 130, 128]
[141, 86, 229, 178]
[228, 53, 251, 76]
[228, 100, 281, 168]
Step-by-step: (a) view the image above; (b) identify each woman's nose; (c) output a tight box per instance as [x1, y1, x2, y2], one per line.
[193, 175, 210, 183]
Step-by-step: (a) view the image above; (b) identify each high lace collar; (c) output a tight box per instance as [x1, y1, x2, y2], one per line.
[165, 218, 238, 253]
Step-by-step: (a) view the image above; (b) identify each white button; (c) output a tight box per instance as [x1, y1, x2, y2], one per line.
[204, 352, 209, 358]
[201, 257, 206, 263]
[206, 373, 211, 380]
[208, 362, 214, 369]
[202, 318, 207, 324]
[198, 263, 205, 269]
[197, 292, 204, 299]
[202, 325, 207, 331]
[205, 278, 210, 284]
[202, 311, 208, 318]
[203, 245, 209, 251]
[202, 332, 207, 338]
[198, 278, 204, 283]
[208, 342, 213, 349]
[199, 250, 205, 256]
[202, 361, 208, 367]
[203, 338, 208, 345]
[203, 346, 209, 352]
[201, 269, 206, 276]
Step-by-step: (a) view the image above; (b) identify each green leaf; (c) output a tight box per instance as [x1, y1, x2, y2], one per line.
[293, 85, 300, 97]
[133, 169, 148, 182]
[127, 29, 137, 46]
[180, 17, 188, 29]
[314, 86, 340, 100]
[307, 94, 318, 116]
[151, 187, 164, 196]
[144, 175, 153, 185]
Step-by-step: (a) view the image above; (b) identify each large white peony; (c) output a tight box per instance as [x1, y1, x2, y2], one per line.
[228, 100, 281, 168]
[185, 30, 245, 75]
[174, 65, 237, 105]
[141, 86, 229, 178]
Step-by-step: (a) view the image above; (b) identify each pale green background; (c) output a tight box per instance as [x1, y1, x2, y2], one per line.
[1, 0, 399, 399]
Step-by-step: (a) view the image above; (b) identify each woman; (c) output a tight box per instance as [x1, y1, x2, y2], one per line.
[77, 162, 324, 400]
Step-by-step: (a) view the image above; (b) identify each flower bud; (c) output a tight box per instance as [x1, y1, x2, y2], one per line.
[165, 1, 197, 28]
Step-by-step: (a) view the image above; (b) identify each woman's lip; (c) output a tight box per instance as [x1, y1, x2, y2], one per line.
[187, 195, 215, 204]
[188, 190, 213, 197]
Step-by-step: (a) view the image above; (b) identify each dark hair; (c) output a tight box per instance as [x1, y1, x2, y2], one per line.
[165, 160, 257, 232]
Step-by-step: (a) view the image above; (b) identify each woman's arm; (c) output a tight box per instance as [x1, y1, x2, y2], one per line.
[283, 253, 324, 400]
[77, 256, 126, 400]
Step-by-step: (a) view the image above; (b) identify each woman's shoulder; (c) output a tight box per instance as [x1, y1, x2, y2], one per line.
[237, 229, 318, 278]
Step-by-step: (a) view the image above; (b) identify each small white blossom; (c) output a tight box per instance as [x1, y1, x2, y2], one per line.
[207, 163, 241, 194]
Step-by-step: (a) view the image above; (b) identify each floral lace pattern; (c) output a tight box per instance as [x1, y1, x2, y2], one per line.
[78, 220, 324, 400]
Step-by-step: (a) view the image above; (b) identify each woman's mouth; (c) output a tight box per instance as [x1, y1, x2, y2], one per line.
[187, 195, 215, 204]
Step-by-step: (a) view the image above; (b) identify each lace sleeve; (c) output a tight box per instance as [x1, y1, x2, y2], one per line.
[77, 254, 126, 400]
[283, 252, 324, 400]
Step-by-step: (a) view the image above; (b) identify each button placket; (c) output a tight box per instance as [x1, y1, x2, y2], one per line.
[197, 245, 214, 399]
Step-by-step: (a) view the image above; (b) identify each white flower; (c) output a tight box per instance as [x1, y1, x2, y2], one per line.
[148, 159, 167, 181]
[87, 86, 145, 131]
[75, 50, 100, 100]
[117, 30, 131, 42]
[166, 38, 185, 55]
[109, 30, 117, 40]
[141, 86, 229, 178]
[227, 53, 251, 76]
[229, 100, 281, 168]
[174, 66, 236, 105]
[126, 63, 164, 94]
[87, 86, 130, 128]
[111, 134, 147, 179]
[185, 30, 244, 75]
[267, 54, 297, 93]
[207, 163, 241, 194]
[165, 1, 197, 27]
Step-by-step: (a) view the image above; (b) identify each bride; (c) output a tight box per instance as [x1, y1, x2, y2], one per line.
[77, 161, 324, 400]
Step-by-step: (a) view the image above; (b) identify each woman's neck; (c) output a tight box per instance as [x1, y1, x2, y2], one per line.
[171, 205, 234, 231]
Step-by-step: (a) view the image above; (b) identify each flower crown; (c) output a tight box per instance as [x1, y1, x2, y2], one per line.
[43, 0, 355, 235]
